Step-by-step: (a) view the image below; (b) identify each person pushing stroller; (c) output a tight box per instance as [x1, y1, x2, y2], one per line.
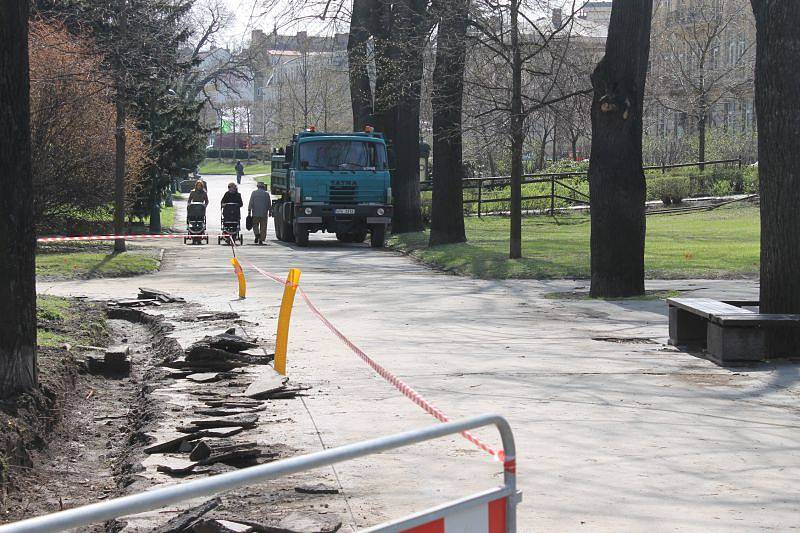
[219, 182, 244, 245]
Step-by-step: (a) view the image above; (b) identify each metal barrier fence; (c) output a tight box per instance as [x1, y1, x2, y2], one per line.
[0, 414, 520, 533]
[420, 158, 743, 217]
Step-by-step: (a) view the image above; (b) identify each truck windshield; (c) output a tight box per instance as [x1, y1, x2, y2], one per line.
[298, 140, 387, 171]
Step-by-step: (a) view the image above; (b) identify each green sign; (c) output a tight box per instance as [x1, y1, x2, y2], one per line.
[220, 120, 232, 134]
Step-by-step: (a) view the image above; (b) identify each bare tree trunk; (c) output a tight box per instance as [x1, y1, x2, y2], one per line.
[232, 106, 237, 157]
[114, 100, 127, 251]
[113, 2, 128, 253]
[0, 0, 37, 398]
[373, 0, 396, 145]
[751, 0, 800, 357]
[348, 0, 374, 130]
[552, 117, 557, 163]
[378, 0, 426, 234]
[698, 112, 706, 170]
[588, 0, 653, 297]
[429, 0, 468, 246]
[509, 0, 523, 259]
[698, 91, 707, 171]
[571, 132, 579, 160]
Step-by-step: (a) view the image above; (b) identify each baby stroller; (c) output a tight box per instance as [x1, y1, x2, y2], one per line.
[218, 203, 244, 245]
[184, 202, 208, 245]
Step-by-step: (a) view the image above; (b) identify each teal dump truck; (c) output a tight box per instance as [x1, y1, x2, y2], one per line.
[270, 129, 392, 247]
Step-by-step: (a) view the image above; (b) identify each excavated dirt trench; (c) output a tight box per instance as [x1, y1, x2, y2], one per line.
[3, 302, 353, 533]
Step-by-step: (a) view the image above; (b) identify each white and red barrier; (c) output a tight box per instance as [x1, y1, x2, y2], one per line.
[37, 233, 191, 243]
[398, 496, 507, 533]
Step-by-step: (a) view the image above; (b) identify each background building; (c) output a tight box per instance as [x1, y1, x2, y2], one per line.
[250, 29, 350, 148]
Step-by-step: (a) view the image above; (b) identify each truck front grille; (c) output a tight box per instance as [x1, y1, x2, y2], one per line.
[330, 184, 357, 204]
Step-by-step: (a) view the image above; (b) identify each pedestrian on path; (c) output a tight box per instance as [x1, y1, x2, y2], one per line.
[188, 180, 208, 206]
[248, 181, 271, 244]
[221, 182, 243, 208]
[235, 160, 244, 185]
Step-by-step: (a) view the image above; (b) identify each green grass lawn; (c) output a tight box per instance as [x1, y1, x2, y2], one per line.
[37, 295, 108, 348]
[199, 159, 271, 175]
[37, 243, 162, 280]
[390, 205, 760, 280]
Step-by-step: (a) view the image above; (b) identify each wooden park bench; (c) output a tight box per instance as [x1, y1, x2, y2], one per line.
[667, 297, 800, 364]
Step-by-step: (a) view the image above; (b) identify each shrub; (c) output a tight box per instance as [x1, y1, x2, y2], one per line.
[29, 21, 148, 232]
[647, 176, 690, 205]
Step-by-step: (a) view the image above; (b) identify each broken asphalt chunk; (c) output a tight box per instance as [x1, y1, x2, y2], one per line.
[151, 497, 220, 532]
[186, 372, 221, 383]
[155, 457, 199, 476]
[192, 519, 254, 533]
[294, 483, 340, 495]
[244, 374, 288, 399]
[206, 333, 258, 353]
[138, 287, 185, 303]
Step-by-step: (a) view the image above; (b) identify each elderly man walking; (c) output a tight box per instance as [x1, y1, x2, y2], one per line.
[248, 181, 271, 244]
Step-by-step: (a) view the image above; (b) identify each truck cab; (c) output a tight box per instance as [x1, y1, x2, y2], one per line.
[270, 129, 393, 247]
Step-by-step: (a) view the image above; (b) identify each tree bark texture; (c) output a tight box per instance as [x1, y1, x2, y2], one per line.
[113, 0, 127, 252]
[114, 98, 127, 252]
[588, 0, 653, 297]
[429, 0, 468, 246]
[348, 0, 375, 130]
[509, 0, 523, 259]
[0, 0, 38, 398]
[377, 0, 426, 234]
[751, 0, 800, 357]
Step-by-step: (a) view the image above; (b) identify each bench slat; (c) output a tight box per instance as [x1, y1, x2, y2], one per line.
[710, 314, 800, 327]
[667, 298, 754, 319]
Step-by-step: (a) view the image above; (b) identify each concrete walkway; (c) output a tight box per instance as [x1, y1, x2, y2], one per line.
[40, 174, 800, 532]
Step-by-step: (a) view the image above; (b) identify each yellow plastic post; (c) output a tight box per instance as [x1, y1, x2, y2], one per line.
[274, 268, 301, 375]
[230, 258, 246, 298]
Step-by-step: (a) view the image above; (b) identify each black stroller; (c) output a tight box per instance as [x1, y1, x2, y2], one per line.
[184, 202, 209, 245]
[218, 203, 244, 245]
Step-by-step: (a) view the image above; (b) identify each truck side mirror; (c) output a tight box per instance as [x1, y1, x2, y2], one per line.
[285, 145, 293, 168]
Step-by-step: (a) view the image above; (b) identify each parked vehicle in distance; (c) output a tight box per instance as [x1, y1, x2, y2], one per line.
[270, 127, 393, 247]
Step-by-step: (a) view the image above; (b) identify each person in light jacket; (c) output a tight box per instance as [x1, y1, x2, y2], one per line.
[248, 181, 271, 244]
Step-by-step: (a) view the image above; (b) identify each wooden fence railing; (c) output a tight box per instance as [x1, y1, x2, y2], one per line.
[419, 158, 743, 217]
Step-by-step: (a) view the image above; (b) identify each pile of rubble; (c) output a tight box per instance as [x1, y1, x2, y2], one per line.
[148, 329, 309, 479]
[108, 287, 186, 308]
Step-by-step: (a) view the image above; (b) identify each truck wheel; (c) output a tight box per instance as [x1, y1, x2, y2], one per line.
[281, 204, 295, 242]
[294, 222, 309, 246]
[274, 208, 284, 241]
[370, 225, 386, 248]
[335, 232, 350, 242]
[353, 231, 367, 243]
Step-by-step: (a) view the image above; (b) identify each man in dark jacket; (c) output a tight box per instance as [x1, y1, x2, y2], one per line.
[235, 160, 244, 184]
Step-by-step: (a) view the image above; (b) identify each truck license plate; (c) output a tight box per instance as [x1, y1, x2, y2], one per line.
[335, 209, 355, 214]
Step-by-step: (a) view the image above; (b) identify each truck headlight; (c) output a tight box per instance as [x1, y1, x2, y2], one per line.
[377, 208, 385, 216]
[304, 207, 312, 215]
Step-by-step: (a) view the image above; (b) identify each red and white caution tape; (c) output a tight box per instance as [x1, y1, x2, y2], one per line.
[246, 261, 506, 463]
[37, 234, 196, 243]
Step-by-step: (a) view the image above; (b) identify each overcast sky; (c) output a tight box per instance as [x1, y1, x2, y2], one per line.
[213, 0, 600, 48]
[215, 0, 347, 47]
